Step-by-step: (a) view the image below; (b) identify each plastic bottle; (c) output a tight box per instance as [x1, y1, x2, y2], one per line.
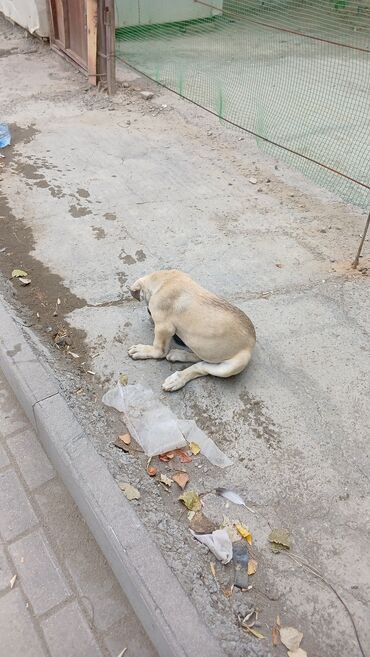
[0, 124, 11, 148]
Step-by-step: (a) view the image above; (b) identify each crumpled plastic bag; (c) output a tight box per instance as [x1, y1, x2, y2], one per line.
[102, 383, 186, 457]
[190, 528, 233, 564]
[178, 419, 232, 468]
[103, 382, 232, 466]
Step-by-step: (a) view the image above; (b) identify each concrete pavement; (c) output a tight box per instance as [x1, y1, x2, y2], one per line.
[0, 13, 369, 657]
[0, 368, 157, 657]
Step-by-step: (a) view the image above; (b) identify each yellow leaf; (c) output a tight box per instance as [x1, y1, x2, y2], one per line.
[178, 490, 201, 511]
[189, 441, 200, 455]
[248, 559, 258, 575]
[11, 269, 28, 278]
[235, 523, 253, 544]
[210, 562, 216, 578]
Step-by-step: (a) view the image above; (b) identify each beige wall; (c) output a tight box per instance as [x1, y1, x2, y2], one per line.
[0, 0, 49, 37]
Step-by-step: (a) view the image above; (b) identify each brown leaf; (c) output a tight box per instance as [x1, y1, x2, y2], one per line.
[272, 623, 280, 646]
[189, 512, 217, 534]
[159, 451, 175, 462]
[175, 448, 192, 463]
[279, 626, 303, 651]
[146, 465, 157, 477]
[114, 437, 130, 453]
[172, 471, 189, 490]
[119, 433, 131, 445]
[248, 559, 258, 575]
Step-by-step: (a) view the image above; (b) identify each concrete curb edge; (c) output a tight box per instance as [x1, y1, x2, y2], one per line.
[0, 296, 227, 657]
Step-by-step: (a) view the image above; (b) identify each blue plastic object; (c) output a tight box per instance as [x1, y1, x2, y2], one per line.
[0, 124, 11, 148]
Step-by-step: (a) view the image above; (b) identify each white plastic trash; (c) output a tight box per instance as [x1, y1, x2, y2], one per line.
[102, 383, 186, 457]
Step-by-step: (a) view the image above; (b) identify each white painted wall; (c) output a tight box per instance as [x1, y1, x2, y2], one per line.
[0, 0, 49, 37]
[116, 0, 223, 28]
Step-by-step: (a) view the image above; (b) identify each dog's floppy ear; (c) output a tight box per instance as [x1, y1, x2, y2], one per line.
[130, 279, 142, 301]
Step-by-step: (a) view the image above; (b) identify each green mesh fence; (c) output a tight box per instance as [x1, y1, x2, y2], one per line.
[115, 1, 370, 209]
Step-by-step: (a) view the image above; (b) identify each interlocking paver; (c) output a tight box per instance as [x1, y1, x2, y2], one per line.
[7, 428, 55, 489]
[0, 589, 47, 657]
[9, 528, 71, 615]
[0, 546, 13, 591]
[41, 601, 103, 657]
[0, 469, 38, 540]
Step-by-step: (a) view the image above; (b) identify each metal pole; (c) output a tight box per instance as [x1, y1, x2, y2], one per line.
[352, 212, 370, 269]
[104, 0, 116, 95]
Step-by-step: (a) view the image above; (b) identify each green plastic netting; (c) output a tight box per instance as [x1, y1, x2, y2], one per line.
[116, 1, 370, 209]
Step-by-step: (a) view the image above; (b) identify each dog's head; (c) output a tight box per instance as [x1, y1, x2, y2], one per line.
[129, 270, 180, 304]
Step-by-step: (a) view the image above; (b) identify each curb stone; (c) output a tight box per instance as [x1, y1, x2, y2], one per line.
[0, 295, 227, 657]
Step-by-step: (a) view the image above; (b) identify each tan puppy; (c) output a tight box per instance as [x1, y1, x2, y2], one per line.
[128, 270, 256, 391]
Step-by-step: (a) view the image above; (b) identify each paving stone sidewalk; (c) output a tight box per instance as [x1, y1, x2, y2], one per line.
[0, 368, 157, 657]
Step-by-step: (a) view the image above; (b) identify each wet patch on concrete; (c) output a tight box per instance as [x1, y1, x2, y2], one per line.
[77, 188, 90, 198]
[121, 254, 136, 265]
[0, 124, 88, 361]
[69, 204, 92, 218]
[135, 249, 146, 262]
[237, 391, 281, 449]
[92, 227, 106, 240]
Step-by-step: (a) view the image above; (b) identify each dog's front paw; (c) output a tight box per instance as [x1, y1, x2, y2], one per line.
[128, 344, 152, 359]
[162, 371, 186, 392]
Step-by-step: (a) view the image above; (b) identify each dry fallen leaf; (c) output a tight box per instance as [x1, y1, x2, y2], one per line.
[189, 441, 200, 455]
[146, 465, 157, 477]
[179, 490, 201, 511]
[160, 473, 173, 487]
[248, 558, 258, 575]
[116, 649, 128, 657]
[119, 433, 131, 445]
[222, 584, 234, 598]
[11, 269, 28, 278]
[10, 574, 17, 589]
[119, 373, 129, 386]
[243, 625, 265, 639]
[268, 528, 291, 551]
[119, 482, 140, 500]
[190, 511, 217, 534]
[18, 277, 31, 286]
[172, 471, 189, 490]
[272, 616, 280, 646]
[210, 562, 216, 578]
[175, 448, 192, 463]
[159, 451, 175, 462]
[280, 626, 303, 651]
[288, 650, 307, 657]
[235, 522, 253, 545]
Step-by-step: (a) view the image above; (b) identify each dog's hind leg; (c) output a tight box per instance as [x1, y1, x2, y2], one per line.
[166, 349, 199, 363]
[162, 349, 252, 391]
